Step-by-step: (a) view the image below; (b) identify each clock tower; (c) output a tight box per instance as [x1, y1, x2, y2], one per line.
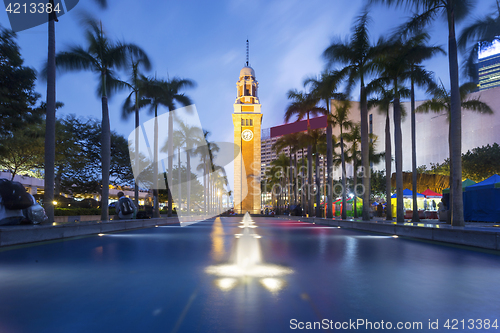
[232, 43, 262, 214]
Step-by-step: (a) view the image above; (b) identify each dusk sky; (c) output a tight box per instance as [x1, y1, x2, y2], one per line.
[0, 0, 494, 155]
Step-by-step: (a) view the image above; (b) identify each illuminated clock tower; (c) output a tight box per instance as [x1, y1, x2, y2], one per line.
[232, 41, 262, 214]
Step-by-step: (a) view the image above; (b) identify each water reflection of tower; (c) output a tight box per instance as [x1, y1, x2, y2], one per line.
[232, 40, 262, 214]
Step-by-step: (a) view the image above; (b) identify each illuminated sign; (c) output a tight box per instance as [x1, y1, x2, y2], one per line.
[478, 40, 500, 60]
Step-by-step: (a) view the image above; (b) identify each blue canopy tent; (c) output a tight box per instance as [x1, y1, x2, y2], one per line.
[464, 174, 500, 222]
[391, 189, 424, 198]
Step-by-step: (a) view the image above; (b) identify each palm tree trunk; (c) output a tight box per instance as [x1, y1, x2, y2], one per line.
[167, 111, 173, 217]
[187, 152, 191, 213]
[178, 147, 181, 212]
[385, 109, 392, 220]
[153, 105, 160, 218]
[353, 158, 358, 219]
[340, 134, 347, 220]
[289, 145, 293, 211]
[394, 96, 404, 223]
[447, 7, 464, 226]
[301, 148, 305, 215]
[307, 144, 313, 216]
[44, 17, 56, 224]
[134, 91, 139, 208]
[411, 74, 420, 222]
[326, 123, 333, 218]
[360, 84, 371, 221]
[294, 151, 298, 206]
[101, 95, 111, 221]
[315, 149, 320, 217]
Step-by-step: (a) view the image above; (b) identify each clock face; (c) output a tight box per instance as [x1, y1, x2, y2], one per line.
[242, 129, 254, 141]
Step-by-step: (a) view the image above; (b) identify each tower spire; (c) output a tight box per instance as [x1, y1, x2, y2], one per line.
[246, 39, 249, 66]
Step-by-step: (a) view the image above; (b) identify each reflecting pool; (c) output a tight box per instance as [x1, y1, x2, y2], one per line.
[0, 216, 499, 332]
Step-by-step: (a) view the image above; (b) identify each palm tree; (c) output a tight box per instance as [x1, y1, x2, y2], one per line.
[44, 0, 107, 224]
[304, 70, 346, 218]
[404, 33, 443, 222]
[169, 121, 204, 214]
[273, 133, 300, 208]
[195, 130, 219, 214]
[370, 0, 478, 226]
[304, 129, 324, 217]
[270, 153, 290, 214]
[141, 77, 195, 217]
[344, 123, 384, 218]
[284, 90, 322, 216]
[323, 12, 379, 221]
[367, 81, 397, 220]
[121, 56, 152, 207]
[50, 18, 148, 221]
[329, 100, 353, 220]
[373, 32, 441, 222]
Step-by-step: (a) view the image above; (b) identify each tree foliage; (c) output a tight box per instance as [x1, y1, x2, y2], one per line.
[421, 143, 500, 182]
[55, 115, 134, 195]
[0, 25, 43, 139]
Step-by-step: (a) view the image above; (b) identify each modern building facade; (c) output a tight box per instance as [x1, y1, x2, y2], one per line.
[478, 41, 500, 91]
[232, 64, 262, 214]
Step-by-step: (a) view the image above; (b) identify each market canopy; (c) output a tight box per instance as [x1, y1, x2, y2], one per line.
[391, 189, 424, 198]
[421, 189, 442, 197]
[465, 174, 500, 190]
[464, 175, 500, 222]
[442, 178, 476, 194]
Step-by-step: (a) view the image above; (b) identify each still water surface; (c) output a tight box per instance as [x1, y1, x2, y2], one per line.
[0, 217, 499, 332]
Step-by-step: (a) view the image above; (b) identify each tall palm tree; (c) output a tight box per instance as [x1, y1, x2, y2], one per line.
[169, 121, 204, 214]
[304, 70, 346, 218]
[304, 129, 324, 217]
[323, 12, 379, 221]
[367, 81, 397, 220]
[141, 77, 195, 217]
[273, 133, 300, 208]
[270, 153, 290, 215]
[284, 90, 322, 216]
[121, 56, 152, 207]
[344, 123, 384, 218]
[44, 0, 107, 224]
[50, 18, 148, 221]
[329, 100, 353, 220]
[404, 33, 443, 222]
[374, 32, 441, 222]
[195, 130, 219, 214]
[370, 0, 478, 226]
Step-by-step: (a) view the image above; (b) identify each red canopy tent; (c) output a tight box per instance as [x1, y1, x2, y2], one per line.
[421, 189, 442, 197]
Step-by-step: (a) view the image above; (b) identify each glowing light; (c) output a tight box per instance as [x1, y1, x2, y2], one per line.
[260, 278, 286, 293]
[98, 233, 105, 237]
[215, 278, 238, 291]
[337, 226, 341, 228]
[52, 201, 58, 205]
[155, 225, 159, 227]
[392, 235, 398, 238]
[205, 264, 293, 278]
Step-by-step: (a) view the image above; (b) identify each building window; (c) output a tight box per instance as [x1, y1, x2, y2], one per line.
[250, 119, 253, 126]
[241, 119, 244, 126]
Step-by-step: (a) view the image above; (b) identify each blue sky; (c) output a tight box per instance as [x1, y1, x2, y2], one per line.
[0, 0, 494, 149]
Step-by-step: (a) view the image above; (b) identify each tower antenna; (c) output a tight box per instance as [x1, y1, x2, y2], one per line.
[246, 39, 249, 66]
